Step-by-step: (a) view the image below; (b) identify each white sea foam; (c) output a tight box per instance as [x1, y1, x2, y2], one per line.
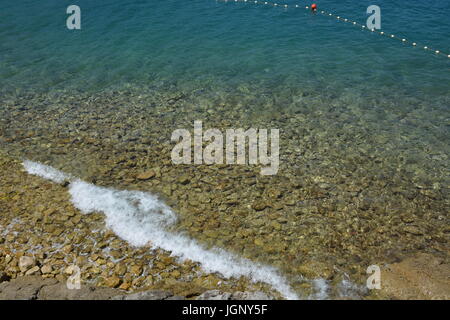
[23, 160, 299, 299]
[337, 276, 367, 299]
[311, 278, 330, 300]
[23, 160, 71, 184]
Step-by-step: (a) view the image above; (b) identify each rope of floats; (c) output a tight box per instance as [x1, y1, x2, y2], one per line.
[218, 0, 450, 59]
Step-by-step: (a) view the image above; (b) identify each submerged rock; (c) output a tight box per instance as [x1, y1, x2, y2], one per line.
[136, 170, 156, 180]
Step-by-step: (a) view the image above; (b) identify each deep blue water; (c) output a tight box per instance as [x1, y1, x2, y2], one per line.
[1, 0, 449, 95]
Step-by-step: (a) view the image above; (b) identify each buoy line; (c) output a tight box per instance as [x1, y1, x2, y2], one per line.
[217, 0, 450, 59]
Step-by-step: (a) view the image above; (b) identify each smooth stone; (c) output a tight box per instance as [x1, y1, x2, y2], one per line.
[18, 256, 36, 273]
[137, 170, 156, 180]
[231, 291, 273, 300]
[196, 290, 232, 300]
[112, 290, 173, 300]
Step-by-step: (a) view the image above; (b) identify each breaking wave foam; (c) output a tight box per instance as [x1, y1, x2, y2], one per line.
[23, 160, 299, 299]
[23, 160, 71, 184]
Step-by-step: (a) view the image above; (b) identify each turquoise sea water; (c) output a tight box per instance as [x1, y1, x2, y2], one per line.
[1, 1, 449, 298]
[1, 0, 449, 95]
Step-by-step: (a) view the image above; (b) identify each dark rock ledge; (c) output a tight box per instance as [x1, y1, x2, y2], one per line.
[0, 275, 273, 300]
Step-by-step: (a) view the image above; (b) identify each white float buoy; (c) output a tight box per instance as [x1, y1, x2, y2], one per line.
[221, 1, 447, 60]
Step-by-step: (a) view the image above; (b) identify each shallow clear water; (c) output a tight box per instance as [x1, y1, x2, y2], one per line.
[0, 0, 449, 298]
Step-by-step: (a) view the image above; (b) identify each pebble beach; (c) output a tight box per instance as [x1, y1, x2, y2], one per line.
[1, 0, 449, 300]
[0, 83, 448, 299]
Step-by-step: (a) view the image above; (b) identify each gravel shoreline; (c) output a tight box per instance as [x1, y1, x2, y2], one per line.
[1, 150, 449, 300]
[0, 151, 280, 299]
[0, 85, 448, 299]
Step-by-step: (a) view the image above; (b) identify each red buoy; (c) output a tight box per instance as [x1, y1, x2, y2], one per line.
[311, 3, 317, 11]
